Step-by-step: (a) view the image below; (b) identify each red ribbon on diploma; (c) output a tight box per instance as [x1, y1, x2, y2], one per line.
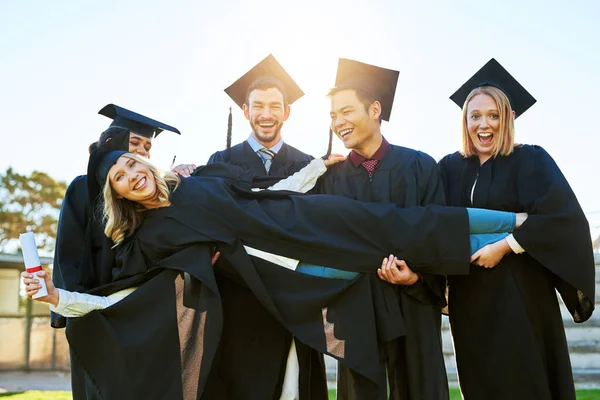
[26, 266, 42, 273]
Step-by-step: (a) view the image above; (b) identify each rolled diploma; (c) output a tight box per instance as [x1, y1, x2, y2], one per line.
[20, 232, 48, 299]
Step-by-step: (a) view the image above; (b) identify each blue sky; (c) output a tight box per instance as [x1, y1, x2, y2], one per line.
[1, 0, 598, 219]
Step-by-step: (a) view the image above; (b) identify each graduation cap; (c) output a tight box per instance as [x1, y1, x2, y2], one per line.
[98, 104, 181, 139]
[224, 54, 304, 109]
[450, 58, 536, 118]
[333, 58, 400, 122]
[87, 129, 130, 201]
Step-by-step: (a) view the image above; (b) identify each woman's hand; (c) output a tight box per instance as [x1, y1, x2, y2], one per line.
[377, 255, 420, 286]
[21, 271, 59, 307]
[470, 239, 511, 268]
[324, 154, 346, 168]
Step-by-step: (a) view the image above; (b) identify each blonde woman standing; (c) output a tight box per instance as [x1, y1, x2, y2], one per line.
[439, 59, 595, 400]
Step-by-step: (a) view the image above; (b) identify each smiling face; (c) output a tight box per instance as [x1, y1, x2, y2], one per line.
[329, 89, 382, 157]
[108, 155, 158, 207]
[466, 93, 501, 164]
[461, 85, 516, 163]
[243, 87, 290, 147]
[128, 132, 152, 158]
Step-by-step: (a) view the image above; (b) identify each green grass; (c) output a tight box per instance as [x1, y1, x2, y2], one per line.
[577, 390, 600, 400]
[327, 388, 600, 399]
[0, 392, 72, 399]
[328, 388, 466, 399]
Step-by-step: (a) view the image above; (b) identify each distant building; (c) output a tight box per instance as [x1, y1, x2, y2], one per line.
[0, 253, 53, 316]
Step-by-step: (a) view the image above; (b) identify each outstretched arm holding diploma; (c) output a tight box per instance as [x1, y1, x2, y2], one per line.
[22, 270, 134, 317]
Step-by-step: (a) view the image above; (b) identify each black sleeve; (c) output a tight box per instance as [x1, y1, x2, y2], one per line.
[52, 177, 89, 292]
[207, 150, 226, 165]
[513, 145, 595, 322]
[192, 162, 285, 190]
[437, 153, 454, 202]
[403, 154, 447, 306]
[417, 152, 447, 207]
[176, 177, 472, 275]
[51, 176, 89, 328]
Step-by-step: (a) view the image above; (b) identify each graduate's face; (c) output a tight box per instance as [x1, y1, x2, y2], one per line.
[128, 133, 152, 158]
[330, 89, 380, 153]
[104, 132, 152, 158]
[466, 94, 501, 162]
[108, 156, 157, 206]
[244, 88, 290, 147]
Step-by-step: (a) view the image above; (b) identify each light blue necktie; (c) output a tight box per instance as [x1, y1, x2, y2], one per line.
[257, 148, 276, 173]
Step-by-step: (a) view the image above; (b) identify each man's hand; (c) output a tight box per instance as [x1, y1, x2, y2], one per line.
[377, 255, 420, 286]
[21, 270, 59, 307]
[470, 239, 511, 268]
[172, 164, 197, 177]
[324, 154, 346, 168]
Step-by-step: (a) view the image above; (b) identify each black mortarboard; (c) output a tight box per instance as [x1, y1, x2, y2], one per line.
[87, 128, 131, 201]
[333, 58, 400, 122]
[450, 58, 536, 118]
[98, 104, 181, 139]
[224, 54, 304, 109]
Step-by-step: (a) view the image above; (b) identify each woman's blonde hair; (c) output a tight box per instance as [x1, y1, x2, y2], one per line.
[102, 153, 180, 246]
[461, 85, 515, 158]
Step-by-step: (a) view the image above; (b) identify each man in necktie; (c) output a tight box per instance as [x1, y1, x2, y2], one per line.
[258, 147, 277, 173]
[206, 55, 325, 400]
[208, 54, 313, 177]
[360, 158, 379, 177]
[311, 58, 450, 400]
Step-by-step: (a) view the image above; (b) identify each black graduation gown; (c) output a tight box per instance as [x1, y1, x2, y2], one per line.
[208, 140, 314, 177]
[439, 145, 595, 400]
[207, 141, 321, 399]
[65, 163, 472, 400]
[51, 175, 118, 400]
[52, 176, 118, 321]
[314, 145, 449, 400]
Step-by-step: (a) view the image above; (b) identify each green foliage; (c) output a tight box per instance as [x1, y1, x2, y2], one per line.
[0, 167, 67, 254]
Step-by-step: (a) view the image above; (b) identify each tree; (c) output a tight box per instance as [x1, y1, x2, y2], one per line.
[0, 167, 67, 254]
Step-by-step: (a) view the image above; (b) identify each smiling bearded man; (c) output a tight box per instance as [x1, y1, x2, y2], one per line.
[206, 54, 325, 400]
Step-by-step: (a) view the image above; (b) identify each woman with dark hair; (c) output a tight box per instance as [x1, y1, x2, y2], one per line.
[439, 59, 595, 399]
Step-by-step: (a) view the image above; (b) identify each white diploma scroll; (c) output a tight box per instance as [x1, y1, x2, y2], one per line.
[20, 232, 48, 299]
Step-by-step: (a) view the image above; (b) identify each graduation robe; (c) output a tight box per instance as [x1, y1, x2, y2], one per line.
[52, 176, 117, 319]
[52, 175, 118, 399]
[439, 145, 595, 400]
[208, 140, 313, 177]
[207, 140, 321, 399]
[313, 145, 449, 400]
[65, 162, 472, 399]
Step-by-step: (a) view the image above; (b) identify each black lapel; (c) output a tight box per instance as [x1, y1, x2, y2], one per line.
[270, 143, 295, 176]
[472, 158, 493, 207]
[460, 157, 480, 206]
[234, 141, 267, 176]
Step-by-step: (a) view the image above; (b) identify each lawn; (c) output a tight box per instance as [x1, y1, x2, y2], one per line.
[331, 388, 600, 400]
[2, 389, 599, 399]
[328, 389, 470, 399]
[0, 392, 72, 400]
